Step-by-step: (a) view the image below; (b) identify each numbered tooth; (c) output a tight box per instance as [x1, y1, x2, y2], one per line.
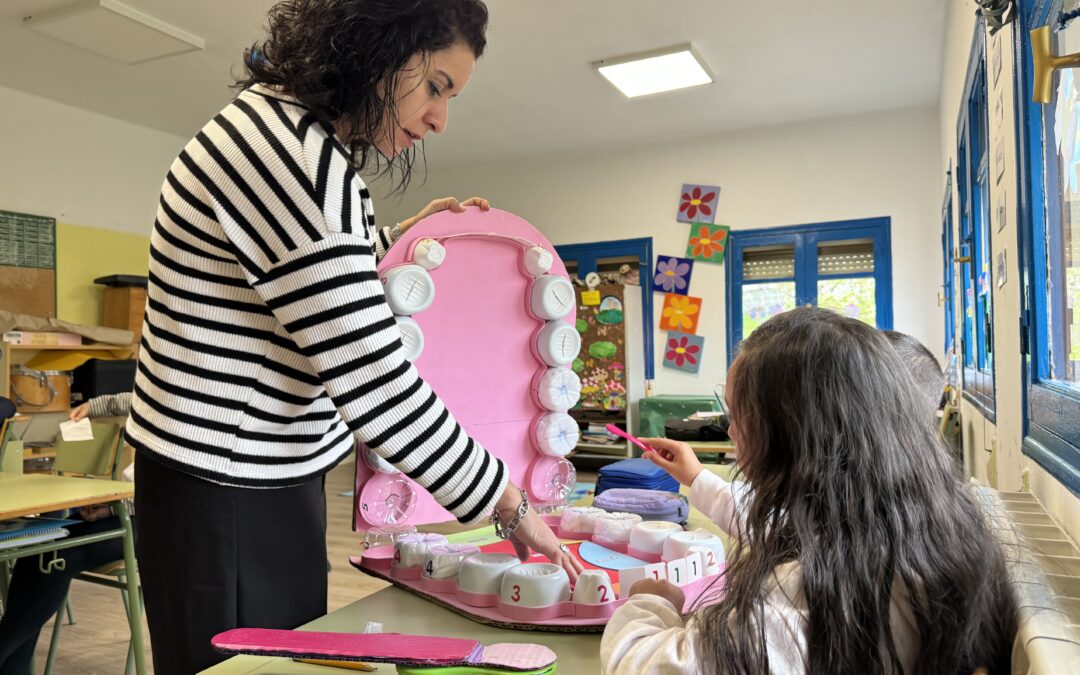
[395, 316, 425, 362]
[535, 367, 582, 412]
[500, 563, 571, 608]
[524, 246, 554, 276]
[572, 569, 616, 605]
[533, 412, 580, 458]
[661, 529, 723, 561]
[629, 521, 683, 555]
[412, 238, 446, 270]
[665, 558, 690, 587]
[365, 446, 400, 475]
[421, 544, 479, 579]
[687, 545, 722, 576]
[559, 506, 606, 535]
[536, 321, 581, 367]
[530, 275, 575, 320]
[392, 533, 448, 568]
[382, 265, 435, 315]
[592, 511, 642, 546]
[457, 553, 521, 597]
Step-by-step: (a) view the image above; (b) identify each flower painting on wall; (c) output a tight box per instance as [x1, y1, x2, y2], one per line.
[663, 332, 705, 374]
[661, 294, 702, 334]
[652, 256, 694, 295]
[677, 184, 720, 224]
[686, 224, 730, 264]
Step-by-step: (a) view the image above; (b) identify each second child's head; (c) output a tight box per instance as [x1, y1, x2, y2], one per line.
[883, 329, 945, 418]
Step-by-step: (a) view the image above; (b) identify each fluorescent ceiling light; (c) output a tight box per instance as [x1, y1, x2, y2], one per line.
[595, 44, 713, 98]
[23, 0, 204, 65]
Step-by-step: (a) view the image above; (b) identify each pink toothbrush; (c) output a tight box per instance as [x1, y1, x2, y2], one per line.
[604, 424, 655, 454]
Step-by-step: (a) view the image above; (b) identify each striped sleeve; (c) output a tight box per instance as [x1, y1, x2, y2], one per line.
[196, 94, 506, 523]
[87, 392, 133, 419]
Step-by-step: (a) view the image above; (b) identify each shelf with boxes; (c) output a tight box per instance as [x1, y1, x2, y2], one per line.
[2, 338, 135, 471]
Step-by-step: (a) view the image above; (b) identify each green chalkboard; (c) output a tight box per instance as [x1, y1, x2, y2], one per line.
[0, 210, 56, 270]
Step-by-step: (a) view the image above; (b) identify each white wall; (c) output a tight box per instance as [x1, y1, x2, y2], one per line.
[0, 84, 186, 235]
[374, 106, 943, 396]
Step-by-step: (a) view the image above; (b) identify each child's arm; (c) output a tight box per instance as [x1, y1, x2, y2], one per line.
[602, 572, 809, 674]
[642, 437, 747, 538]
[600, 581, 700, 674]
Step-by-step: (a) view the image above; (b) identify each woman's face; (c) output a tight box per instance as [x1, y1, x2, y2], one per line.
[373, 42, 476, 157]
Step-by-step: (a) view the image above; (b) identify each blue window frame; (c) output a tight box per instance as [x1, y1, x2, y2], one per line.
[943, 170, 957, 357]
[957, 20, 997, 418]
[726, 217, 893, 361]
[1014, 0, 1080, 493]
[554, 238, 655, 379]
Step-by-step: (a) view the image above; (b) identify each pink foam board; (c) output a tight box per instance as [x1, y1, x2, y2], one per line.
[355, 207, 573, 531]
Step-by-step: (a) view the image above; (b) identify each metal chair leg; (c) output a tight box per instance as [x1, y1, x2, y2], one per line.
[64, 597, 75, 625]
[43, 601, 65, 675]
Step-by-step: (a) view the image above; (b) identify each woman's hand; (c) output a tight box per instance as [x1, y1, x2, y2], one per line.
[640, 437, 703, 487]
[398, 196, 491, 234]
[628, 578, 686, 610]
[69, 403, 90, 422]
[496, 482, 584, 583]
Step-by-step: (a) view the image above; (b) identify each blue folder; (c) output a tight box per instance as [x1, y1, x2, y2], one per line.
[596, 457, 680, 495]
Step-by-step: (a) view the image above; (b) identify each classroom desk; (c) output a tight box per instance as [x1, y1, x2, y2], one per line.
[0, 472, 145, 675]
[205, 464, 739, 675]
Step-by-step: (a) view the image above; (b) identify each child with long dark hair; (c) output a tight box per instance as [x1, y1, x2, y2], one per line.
[601, 307, 1016, 674]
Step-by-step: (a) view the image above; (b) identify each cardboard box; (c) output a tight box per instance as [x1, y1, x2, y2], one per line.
[3, 331, 82, 346]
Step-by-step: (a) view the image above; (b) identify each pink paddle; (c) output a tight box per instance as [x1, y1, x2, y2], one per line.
[211, 628, 557, 671]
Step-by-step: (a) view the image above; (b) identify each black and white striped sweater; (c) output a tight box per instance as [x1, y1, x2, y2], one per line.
[126, 84, 506, 524]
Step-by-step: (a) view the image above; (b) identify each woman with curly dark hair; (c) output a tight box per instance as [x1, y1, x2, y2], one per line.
[601, 307, 1017, 674]
[127, 2, 581, 672]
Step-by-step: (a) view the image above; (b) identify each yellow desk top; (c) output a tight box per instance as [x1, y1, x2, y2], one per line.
[687, 440, 736, 455]
[0, 472, 134, 520]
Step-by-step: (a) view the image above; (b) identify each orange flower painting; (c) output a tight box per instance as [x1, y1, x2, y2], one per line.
[661, 294, 702, 334]
[686, 224, 730, 264]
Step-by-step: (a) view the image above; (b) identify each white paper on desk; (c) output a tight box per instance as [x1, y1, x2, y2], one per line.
[59, 418, 94, 442]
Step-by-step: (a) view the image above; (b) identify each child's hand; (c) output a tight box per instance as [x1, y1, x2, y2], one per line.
[640, 437, 703, 487]
[628, 578, 685, 610]
[69, 403, 90, 422]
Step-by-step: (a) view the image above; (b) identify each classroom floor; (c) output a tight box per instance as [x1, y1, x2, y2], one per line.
[29, 459, 600, 674]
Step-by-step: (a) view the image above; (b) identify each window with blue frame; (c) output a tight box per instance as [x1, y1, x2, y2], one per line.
[726, 218, 893, 360]
[957, 20, 996, 416]
[943, 172, 957, 361]
[1014, 0, 1080, 492]
[554, 238, 654, 379]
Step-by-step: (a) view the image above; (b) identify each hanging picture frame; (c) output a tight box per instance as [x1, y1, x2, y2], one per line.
[652, 256, 694, 295]
[686, 224, 730, 264]
[677, 184, 720, 224]
[662, 332, 705, 374]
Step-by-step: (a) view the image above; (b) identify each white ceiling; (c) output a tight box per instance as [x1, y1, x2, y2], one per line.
[0, 0, 947, 170]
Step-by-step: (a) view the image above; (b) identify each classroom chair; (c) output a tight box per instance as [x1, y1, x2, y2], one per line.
[43, 422, 142, 675]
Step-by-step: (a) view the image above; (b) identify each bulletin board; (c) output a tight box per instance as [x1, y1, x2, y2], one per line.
[574, 283, 628, 411]
[0, 210, 56, 318]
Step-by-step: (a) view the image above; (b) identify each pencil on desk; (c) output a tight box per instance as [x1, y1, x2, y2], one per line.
[296, 657, 377, 671]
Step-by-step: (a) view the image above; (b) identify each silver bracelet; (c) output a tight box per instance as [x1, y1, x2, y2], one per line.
[390, 222, 403, 240]
[492, 488, 529, 539]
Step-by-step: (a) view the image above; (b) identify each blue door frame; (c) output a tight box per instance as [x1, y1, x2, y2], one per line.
[554, 238, 655, 379]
